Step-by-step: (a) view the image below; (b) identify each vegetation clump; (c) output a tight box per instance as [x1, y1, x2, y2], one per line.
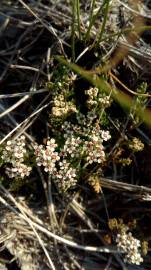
[0, 0, 151, 269]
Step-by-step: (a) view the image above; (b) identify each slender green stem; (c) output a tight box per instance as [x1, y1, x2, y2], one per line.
[76, 0, 81, 40]
[85, 0, 107, 42]
[96, 0, 110, 47]
[84, 0, 96, 41]
[101, 24, 151, 43]
[89, 24, 151, 51]
[71, 0, 76, 62]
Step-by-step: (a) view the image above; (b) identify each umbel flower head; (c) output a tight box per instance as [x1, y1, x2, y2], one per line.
[128, 137, 144, 152]
[116, 229, 143, 265]
[34, 138, 77, 191]
[2, 136, 26, 165]
[109, 219, 144, 265]
[51, 94, 77, 117]
[52, 160, 77, 192]
[5, 163, 31, 179]
[2, 136, 32, 179]
[61, 112, 111, 165]
[33, 138, 60, 173]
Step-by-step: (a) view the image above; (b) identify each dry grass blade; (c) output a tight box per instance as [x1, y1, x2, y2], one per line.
[100, 177, 151, 199]
[0, 95, 29, 118]
[0, 89, 49, 99]
[0, 100, 51, 145]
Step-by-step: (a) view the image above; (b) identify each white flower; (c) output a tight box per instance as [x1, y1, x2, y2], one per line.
[101, 130, 111, 141]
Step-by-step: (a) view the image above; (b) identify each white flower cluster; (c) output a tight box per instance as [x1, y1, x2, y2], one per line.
[2, 136, 32, 178]
[51, 94, 77, 117]
[84, 130, 110, 164]
[86, 87, 98, 97]
[85, 87, 111, 108]
[62, 113, 111, 165]
[62, 112, 98, 138]
[98, 96, 110, 107]
[52, 160, 77, 191]
[128, 137, 144, 152]
[5, 163, 31, 179]
[33, 138, 60, 173]
[116, 230, 143, 265]
[62, 121, 82, 138]
[83, 136, 105, 164]
[34, 139, 77, 191]
[61, 136, 82, 158]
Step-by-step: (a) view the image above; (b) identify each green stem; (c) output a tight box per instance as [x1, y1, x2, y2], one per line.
[96, 0, 110, 47]
[76, 0, 81, 40]
[85, 0, 107, 42]
[71, 0, 76, 62]
[84, 0, 96, 41]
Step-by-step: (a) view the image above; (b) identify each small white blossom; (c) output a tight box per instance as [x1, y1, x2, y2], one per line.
[85, 87, 98, 98]
[101, 130, 111, 141]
